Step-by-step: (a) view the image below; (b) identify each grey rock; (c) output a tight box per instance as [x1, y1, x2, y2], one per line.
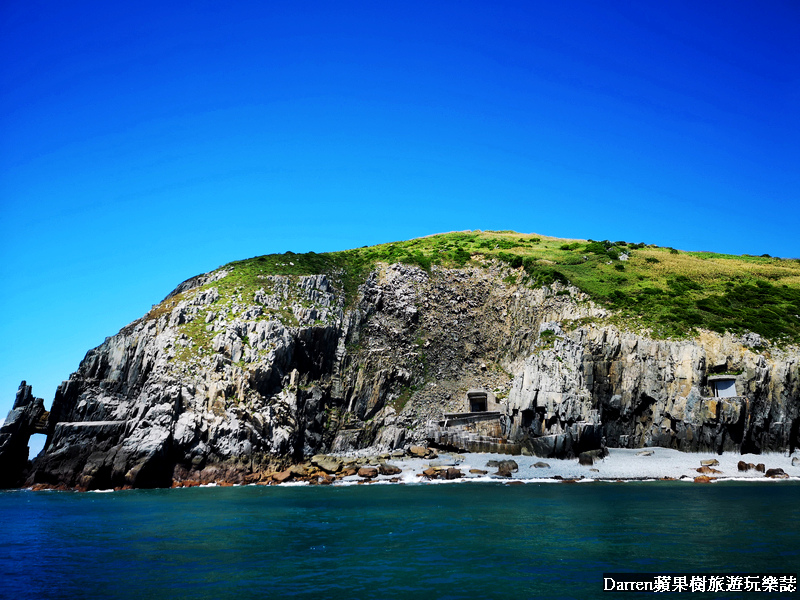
[7, 257, 798, 491]
[445, 467, 462, 480]
[428, 459, 458, 468]
[487, 459, 518, 473]
[0, 382, 46, 488]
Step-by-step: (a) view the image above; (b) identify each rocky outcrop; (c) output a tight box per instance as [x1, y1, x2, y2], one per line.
[505, 327, 799, 456]
[0, 382, 47, 487]
[5, 258, 799, 490]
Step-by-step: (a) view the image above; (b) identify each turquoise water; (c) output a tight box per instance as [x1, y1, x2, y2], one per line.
[1, 482, 798, 599]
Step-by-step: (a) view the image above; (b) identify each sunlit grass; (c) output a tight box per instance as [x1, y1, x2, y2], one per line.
[147, 230, 800, 343]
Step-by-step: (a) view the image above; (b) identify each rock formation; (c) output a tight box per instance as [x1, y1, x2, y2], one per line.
[0, 382, 47, 487]
[3, 257, 799, 489]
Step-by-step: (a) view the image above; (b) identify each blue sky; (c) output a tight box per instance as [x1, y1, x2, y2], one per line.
[1, 1, 798, 443]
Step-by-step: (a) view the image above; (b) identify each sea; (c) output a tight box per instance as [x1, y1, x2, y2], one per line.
[1, 481, 798, 599]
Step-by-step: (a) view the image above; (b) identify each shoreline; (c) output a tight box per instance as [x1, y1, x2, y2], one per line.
[18, 447, 800, 492]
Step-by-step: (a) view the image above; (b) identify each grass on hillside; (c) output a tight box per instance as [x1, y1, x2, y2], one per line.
[161, 231, 800, 344]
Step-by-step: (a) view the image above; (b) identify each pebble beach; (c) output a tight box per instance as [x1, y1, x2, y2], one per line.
[326, 447, 800, 485]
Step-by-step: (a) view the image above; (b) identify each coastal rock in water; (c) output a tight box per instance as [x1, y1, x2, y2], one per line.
[0, 382, 47, 488]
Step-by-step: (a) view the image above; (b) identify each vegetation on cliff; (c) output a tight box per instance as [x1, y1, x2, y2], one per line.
[12, 231, 800, 490]
[151, 231, 800, 344]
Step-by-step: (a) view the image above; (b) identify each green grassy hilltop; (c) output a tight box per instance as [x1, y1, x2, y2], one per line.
[155, 231, 800, 344]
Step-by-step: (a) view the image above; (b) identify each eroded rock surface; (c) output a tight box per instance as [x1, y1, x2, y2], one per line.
[4, 260, 799, 490]
[0, 382, 46, 487]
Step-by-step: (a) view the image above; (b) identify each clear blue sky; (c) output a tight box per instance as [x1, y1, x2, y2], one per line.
[2, 1, 798, 438]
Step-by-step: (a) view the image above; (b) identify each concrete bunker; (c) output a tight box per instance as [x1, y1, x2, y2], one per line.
[708, 375, 738, 399]
[466, 388, 498, 412]
[427, 389, 519, 453]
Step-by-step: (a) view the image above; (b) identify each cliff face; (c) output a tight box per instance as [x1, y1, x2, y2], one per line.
[5, 259, 799, 489]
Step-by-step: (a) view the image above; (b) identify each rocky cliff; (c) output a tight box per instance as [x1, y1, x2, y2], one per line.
[3, 251, 799, 489]
[0, 382, 47, 487]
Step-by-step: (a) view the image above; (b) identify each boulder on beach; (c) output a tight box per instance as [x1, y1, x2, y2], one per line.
[272, 469, 293, 483]
[445, 468, 462, 480]
[494, 465, 514, 478]
[311, 455, 342, 474]
[409, 445, 436, 459]
[357, 467, 378, 479]
[765, 468, 788, 479]
[696, 466, 722, 474]
[290, 464, 309, 476]
[378, 463, 402, 476]
[486, 459, 518, 472]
